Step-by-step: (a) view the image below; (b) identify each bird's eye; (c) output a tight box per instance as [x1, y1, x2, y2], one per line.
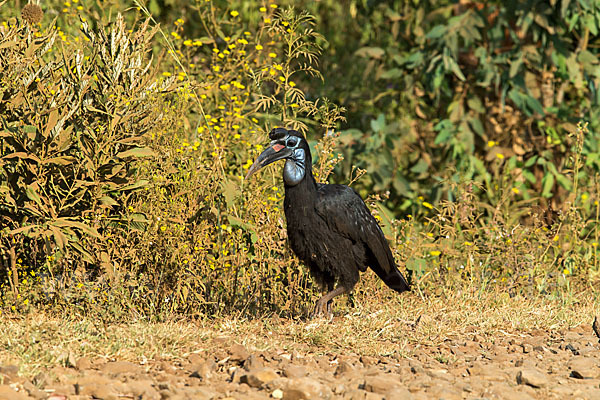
[286, 137, 299, 147]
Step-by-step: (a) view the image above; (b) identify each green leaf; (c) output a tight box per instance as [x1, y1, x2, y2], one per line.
[42, 156, 76, 165]
[525, 95, 545, 115]
[583, 13, 598, 36]
[228, 215, 257, 244]
[509, 57, 523, 78]
[467, 97, 484, 113]
[524, 156, 538, 167]
[26, 185, 43, 207]
[379, 68, 403, 80]
[370, 114, 386, 133]
[434, 129, 453, 145]
[53, 218, 102, 239]
[523, 170, 537, 184]
[355, 47, 385, 59]
[406, 257, 428, 278]
[99, 196, 119, 206]
[425, 25, 446, 40]
[410, 159, 429, 174]
[222, 178, 238, 209]
[555, 173, 573, 191]
[117, 179, 150, 192]
[449, 58, 466, 81]
[541, 173, 555, 198]
[116, 147, 156, 158]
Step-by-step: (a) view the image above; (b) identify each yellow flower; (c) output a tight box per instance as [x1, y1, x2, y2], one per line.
[512, 187, 520, 194]
[270, 4, 278, 8]
[268, 52, 277, 58]
[496, 153, 505, 160]
[582, 193, 589, 201]
[430, 250, 441, 257]
[160, 226, 167, 232]
[259, 6, 267, 12]
[289, 81, 296, 87]
[422, 201, 433, 209]
[563, 268, 570, 275]
[230, 10, 239, 17]
[593, 242, 598, 247]
[464, 241, 473, 246]
[487, 140, 496, 147]
[255, 44, 263, 50]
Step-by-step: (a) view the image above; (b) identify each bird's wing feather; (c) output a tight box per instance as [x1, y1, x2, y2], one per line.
[315, 185, 394, 275]
[314, 184, 410, 293]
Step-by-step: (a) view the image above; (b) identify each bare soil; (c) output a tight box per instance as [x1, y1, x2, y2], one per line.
[1, 319, 600, 400]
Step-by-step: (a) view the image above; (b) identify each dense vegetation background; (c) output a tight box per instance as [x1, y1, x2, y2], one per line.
[1, 0, 599, 319]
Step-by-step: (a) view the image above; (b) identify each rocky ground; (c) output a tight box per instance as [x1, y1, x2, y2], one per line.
[1, 322, 600, 400]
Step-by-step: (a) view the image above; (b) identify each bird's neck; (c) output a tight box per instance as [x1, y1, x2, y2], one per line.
[284, 163, 318, 209]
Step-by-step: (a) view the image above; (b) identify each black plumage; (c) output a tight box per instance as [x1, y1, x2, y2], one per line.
[246, 127, 410, 317]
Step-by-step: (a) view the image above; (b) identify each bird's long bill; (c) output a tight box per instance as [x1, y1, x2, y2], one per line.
[245, 144, 292, 179]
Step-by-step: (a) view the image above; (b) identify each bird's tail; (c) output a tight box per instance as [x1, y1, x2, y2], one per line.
[383, 268, 410, 293]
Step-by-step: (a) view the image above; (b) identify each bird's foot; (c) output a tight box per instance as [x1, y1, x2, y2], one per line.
[310, 298, 332, 319]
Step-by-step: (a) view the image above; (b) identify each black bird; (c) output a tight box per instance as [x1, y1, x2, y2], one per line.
[246, 127, 410, 317]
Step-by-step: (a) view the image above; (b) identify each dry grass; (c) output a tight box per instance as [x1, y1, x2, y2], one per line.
[1, 286, 596, 377]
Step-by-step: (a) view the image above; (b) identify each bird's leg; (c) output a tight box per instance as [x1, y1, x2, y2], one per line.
[326, 283, 334, 315]
[311, 285, 348, 318]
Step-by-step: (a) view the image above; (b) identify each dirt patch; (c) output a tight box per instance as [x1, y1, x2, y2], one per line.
[1, 322, 600, 399]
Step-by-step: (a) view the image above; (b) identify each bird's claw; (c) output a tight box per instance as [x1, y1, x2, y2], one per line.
[310, 299, 333, 319]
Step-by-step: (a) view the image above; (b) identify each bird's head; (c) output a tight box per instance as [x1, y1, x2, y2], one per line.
[245, 127, 309, 186]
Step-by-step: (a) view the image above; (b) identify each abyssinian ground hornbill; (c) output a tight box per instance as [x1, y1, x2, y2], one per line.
[246, 127, 410, 317]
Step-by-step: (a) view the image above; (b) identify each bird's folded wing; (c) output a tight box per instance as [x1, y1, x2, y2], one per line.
[315, 185, 395, 275]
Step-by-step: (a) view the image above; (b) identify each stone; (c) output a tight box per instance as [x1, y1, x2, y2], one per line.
[521, 343, 533, 353]
[272, 388, 284, 399]
[32, 372, 49, 387]
[0, 385, 30, 400]
[569, 356, 599, 379]
[189, 360, 216, 381]
[384, 387, 414, 400]
[244, 354, 264, 371]
[282, 365, 308, 378]
[426, 385, 462, 400]
[0, 365, 19, 379]
[342, 389, 370, 400]
[75, 357, 92, 370]
[187, 353, 204, 365]
[363, 374, 401, 394]
[76, 382, 119, 400]
[229, 344, 250, 363]
[240, 368, 279, 388]
[467, 363, 507, 381]
[516, 368, 549, 388]
[335, 361, 356, 377]
[126, 380, 160, 400]
[360, 356, 378, 367]
[22, 381, 47, 400]
[283, 377, 332, 399]
[99, 361, 140, 375]
[489, 383, 536, 400]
